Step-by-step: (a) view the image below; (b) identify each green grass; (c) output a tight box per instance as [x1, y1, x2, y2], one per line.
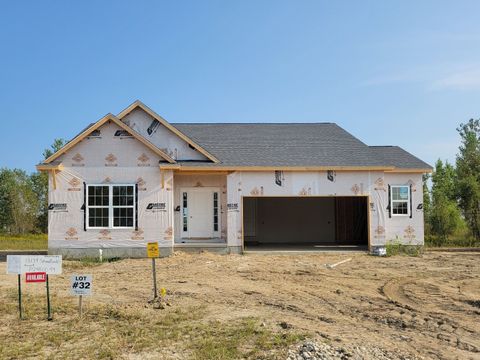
[0, 233, 47, 250]
[425, 234, 480, 248]
[191, 318, 305, 360]
[385, 240, 423, 257]
[0, 291, 306, 360]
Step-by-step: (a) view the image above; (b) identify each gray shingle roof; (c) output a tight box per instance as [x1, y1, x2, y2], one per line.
[172, 123, 431, 169]
[369, 146, 432, 169]
[56, 120, 431, 170]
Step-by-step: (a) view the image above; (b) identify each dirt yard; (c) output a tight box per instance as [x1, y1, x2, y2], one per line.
[1, 251, 479, 359]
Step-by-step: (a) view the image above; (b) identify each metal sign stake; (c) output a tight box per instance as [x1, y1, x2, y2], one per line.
[152, 258, 158, 299]
[79, 295, 83, 317]
[46, 274, 53, 321]
[147, 242, 160, 300]
[17, 274, 22, 320]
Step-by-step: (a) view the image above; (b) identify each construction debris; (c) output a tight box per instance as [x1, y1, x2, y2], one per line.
[325, 258, 352, 269]
[287, 340, 419, 360]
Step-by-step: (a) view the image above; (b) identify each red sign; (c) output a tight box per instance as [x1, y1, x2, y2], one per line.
[25, 272, 46, 283]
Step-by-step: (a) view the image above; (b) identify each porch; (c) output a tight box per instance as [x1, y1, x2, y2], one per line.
[173, 172, 228, 247]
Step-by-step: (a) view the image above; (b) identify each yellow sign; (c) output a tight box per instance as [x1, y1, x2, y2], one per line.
[147, 242, 159, 258]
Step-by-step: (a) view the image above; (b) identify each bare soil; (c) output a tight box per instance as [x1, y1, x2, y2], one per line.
[1, 251, 479, 359]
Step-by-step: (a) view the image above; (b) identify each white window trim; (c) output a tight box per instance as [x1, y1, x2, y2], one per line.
[390, 185, 411, 217]
[86, 184, 136, 229]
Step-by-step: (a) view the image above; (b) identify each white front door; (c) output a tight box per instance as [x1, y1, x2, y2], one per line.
[181, 188, 220, 239]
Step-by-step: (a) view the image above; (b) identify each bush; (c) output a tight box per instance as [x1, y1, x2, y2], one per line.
[385, 239, 423, 257]
[429, 197, 466, 241]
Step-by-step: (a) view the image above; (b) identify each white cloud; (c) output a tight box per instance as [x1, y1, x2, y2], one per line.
[361, 63, 480, 92]
[430, 68, 480, 91]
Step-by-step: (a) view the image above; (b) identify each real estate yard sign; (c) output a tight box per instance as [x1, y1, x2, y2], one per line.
[6, 255, 62, 320]
[70, 274, 92, 317]
[7, 255, 62, 275]
[147, 242, 159, 299]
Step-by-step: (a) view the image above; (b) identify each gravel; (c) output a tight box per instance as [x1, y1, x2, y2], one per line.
[287, 340, 419, 360]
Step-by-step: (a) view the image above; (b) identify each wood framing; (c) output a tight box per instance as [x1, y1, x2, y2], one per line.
[35, 164, 64, 189]
[42, 113, 176, 164]
[385, 168, 433, 173]
[162, 165, 432, 173]
[36, 164, 64, 171]
[117, 100, 220, 163]
[160, 165, 396, 172]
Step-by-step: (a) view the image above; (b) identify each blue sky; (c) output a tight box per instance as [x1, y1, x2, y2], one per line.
[1, 1, 479, 172]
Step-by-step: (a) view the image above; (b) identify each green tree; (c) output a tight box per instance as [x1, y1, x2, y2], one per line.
[0, 168, 39, 234]
[429, 159, 464, 241]
[43, 138, 66, 159]
[456, 119, 480, 239]
[33, 138, 66, 232]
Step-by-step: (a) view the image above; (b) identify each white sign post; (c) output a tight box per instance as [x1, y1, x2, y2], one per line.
[70, 274, 92, 317]
[6, 255, 62, 320]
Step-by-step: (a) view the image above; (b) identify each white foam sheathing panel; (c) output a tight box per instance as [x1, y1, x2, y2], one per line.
[384, 173, 424, 245]
[227, 171, 425, 248]
[56, 121, 166, 167]
[48, 119, 174, 249]
[48, 167, 174, 249]
[121, 108, 208, 161]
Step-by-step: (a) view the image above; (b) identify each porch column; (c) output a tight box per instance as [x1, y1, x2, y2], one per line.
[160, 169, 174, 255]
[226, 171, 243, 253]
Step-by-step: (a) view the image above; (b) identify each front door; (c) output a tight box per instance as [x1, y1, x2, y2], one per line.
[181, 188, 220, 239]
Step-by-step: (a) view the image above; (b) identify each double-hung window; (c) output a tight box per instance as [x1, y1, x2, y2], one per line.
[87, 184, 135, 229]
[390, 185, 410, 216]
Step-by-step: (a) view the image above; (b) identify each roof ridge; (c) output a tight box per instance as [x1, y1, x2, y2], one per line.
[172, 122, 336, 125]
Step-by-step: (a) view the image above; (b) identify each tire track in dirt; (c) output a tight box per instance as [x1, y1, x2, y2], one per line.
[381, 277, 480, 355]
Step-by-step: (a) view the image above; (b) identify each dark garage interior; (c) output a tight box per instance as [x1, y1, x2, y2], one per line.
[243, 196, 368, 250]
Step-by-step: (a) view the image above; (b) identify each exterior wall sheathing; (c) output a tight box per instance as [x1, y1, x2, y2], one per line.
[226, 171, 424, 252]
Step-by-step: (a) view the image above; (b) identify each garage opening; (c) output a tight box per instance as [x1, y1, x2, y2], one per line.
[243, 197, 368, 250]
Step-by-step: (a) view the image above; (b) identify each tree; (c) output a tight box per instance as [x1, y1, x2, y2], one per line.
[33, 138, 66, 233]
[456, 119, 480, 239]
[0, 169, 39, 234]
[43, 138, 66, 159]
[429, 159, 464, 241]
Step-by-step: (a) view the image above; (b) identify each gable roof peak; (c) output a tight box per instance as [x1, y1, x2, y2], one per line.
[42, 113, 176, 165]
[117, 100, 219, 163]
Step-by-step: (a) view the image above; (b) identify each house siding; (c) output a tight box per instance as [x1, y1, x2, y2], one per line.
[226, 171, 425, 250]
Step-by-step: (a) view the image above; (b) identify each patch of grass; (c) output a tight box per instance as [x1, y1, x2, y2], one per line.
[0, 290, 305, 360]
[0, 233, 47, 250]
[425, 234, 480, 248]
[385, 240, 423, 257]
[191, 318, 306, 360]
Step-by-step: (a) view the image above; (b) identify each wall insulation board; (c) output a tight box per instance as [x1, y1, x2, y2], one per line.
[384, 172, 424, 245]
[48, 120, 175, 251]
[120, 107, 208, 161]
[227, 171, 425, 249]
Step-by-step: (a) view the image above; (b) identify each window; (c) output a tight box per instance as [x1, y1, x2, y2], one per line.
[87, 184, 135, 228]
[182, 192, 188, 232]
[213, 192, 218, 232]
[390, 185, 410, 216]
